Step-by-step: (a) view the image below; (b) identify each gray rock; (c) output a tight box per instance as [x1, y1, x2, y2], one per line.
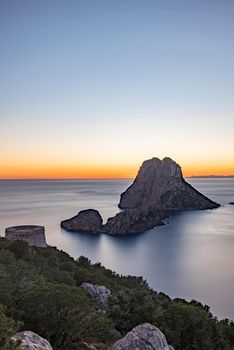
[103, 208, 166, 235]
[12, 331, 52, 350]
[61, 209, 103, 232]
[109, 323, 174, 350]
[81, 282, 111, 309]
[119, 157, 219, 211]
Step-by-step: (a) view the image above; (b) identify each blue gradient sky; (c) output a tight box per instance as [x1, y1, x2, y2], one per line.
[1, 0, 234, 178]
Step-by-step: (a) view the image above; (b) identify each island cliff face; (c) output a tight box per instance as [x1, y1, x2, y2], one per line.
[119, 157, 219, 211]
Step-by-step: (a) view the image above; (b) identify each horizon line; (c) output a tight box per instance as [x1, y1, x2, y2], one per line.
[0, 177, 133, 181]
[1, 175, 234, 181]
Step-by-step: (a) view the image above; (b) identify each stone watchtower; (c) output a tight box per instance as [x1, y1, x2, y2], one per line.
[5, 225, 47, 247]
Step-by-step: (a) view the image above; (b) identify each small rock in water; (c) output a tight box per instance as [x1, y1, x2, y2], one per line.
[61, 209, 103, 232]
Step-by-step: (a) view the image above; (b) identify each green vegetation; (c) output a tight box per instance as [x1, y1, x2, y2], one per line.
[0, 237, 233, 349]
[0, 304, 21, 350]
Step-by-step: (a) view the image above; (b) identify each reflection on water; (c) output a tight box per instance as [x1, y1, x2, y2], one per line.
[0, 178, 234, 320]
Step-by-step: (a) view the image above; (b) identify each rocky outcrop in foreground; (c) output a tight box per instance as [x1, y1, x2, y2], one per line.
[61, 209, 103, 232]
[103, 208, 166, 235]
[61, 157, 220, 235]
[109, 323, 174, 350]
[12, 331, 52, 350]
[119, 157, 219, 211]
[81, 282, 111, 310]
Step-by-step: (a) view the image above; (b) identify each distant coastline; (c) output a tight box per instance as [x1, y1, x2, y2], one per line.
[0, 178, 133, 181]
[187, 175, 234, 178]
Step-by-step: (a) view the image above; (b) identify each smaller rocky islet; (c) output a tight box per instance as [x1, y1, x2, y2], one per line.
[61, 157, 220, 235]
[61, 209, 103, 233]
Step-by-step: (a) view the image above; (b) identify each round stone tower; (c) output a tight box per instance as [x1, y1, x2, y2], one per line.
[5, 225, 47, 247]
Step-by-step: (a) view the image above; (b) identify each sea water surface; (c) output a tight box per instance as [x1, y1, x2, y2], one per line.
[0, 178, 234, 320]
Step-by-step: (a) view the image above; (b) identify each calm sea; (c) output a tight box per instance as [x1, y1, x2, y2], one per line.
[0, 178, 234, 320]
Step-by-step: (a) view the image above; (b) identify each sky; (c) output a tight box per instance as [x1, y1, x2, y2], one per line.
[0, 0, 234, 179]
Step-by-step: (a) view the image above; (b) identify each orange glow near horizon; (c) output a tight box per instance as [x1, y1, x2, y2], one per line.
[0, 164, 137, 180]
[1, 161, 234, 179]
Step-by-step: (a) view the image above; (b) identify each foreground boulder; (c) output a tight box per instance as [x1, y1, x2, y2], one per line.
[12, 331, 52, 350]
[119, 157, 219, 211]
[109, 323, 174, 350]
[81, 282, 111, 310]
[61, 209, 103, 232]
[103, 208, 166, 235]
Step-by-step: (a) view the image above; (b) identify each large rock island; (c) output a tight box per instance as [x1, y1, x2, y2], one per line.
[119, 157, 219, 211]
[61, 157, 220, 235]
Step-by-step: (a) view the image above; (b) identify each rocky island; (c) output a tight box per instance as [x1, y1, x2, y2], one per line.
[61, 209, 103, 232]
[118, 157, 219, 211]
[61, 157, 220, 235]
